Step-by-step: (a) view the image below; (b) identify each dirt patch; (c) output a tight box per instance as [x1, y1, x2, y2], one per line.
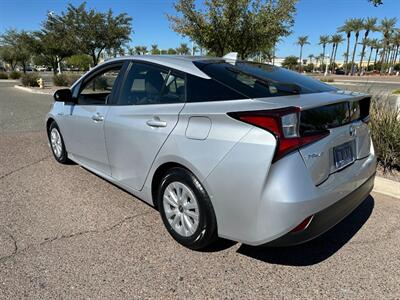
[376, 164, 400, 182]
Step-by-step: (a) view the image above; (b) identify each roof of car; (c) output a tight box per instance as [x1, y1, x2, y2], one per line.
[103, 55, 224, 79]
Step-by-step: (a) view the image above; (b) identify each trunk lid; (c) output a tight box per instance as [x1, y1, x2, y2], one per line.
[254, 91, 372, 186]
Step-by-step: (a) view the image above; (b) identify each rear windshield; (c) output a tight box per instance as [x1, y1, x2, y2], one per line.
[194, 61, 336, 99]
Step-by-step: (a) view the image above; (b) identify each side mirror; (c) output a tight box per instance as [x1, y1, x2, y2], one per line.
[54, 89, 74, 103]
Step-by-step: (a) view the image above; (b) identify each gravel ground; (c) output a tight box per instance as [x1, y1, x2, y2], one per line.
[0, 81, 399, 299]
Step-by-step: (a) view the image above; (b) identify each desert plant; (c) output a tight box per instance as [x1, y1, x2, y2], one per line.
[53, 73, 81, 86]
[53, 74, 69, 86]
[21, 73, 39, 87]
[369, 98, 400, 171]
[9, 71, 22, 79]
[320, 77, 334, 82]
[0, 72, 8, 79]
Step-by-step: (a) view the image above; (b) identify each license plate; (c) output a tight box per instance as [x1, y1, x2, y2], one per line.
[333, 141, 355, 170]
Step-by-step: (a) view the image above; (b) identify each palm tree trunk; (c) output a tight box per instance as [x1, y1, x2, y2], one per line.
[380, 43, 387, 74]
[386, 47, 391, 65]
[359, 42, 367, 75]
[374, 48, 379, 70]
[350, 34, 359, 75]
[329, 44, 335, 74]
[394, 45, 399, 66]
[322, 45, 326, 71]
[332, 43, 338, 74]
[366, 46, 373, 72]
[344, 35, 351, 74]
[299, 46, 303, 73]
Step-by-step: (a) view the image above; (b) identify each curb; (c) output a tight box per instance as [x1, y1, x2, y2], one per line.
[373, 176, 400, 199]
[333, 79, 400, 85]
[0, 79, 18, 83]
[14, 85, 54, 95]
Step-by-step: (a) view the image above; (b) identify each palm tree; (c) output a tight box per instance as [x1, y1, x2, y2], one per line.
[359, 17, 377, 74]
[331, 34, 344, 73]
[373, 41, 382, 68]
[328, 36, 336, 73]
[176, 43, 190, 55]
[349, 18, 364, 75]
[379, 17, 397, 73]
[391, 32, 400, 67]
[366, 38, 378, 71]
[296, 36, 310, 72]
[319, 35, 330, 69]
[151, 44, 159, 55]
[338, 19, 354, 74]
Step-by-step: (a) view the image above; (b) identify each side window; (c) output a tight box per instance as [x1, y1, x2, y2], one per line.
[78, 65, 122, 105]
[118, 63, 185, 105]
[186, 74, 245, 102]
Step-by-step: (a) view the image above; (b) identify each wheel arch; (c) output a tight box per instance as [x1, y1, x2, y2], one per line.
[151, 162, 192, 208]
[46, 117, 55, 132]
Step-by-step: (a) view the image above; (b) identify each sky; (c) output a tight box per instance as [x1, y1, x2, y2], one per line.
[0, 0, 399, 61]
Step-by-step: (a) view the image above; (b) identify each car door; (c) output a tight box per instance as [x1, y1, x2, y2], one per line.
[60, 63, 125, 175]
[105, 61, 186, 191]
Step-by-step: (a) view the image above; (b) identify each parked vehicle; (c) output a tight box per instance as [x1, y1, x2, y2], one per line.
[46, 55, 376, 249]
[36, 66, 48, 72]
[335, 68, 346, 75]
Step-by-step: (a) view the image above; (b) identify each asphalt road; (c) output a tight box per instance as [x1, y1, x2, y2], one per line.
[0, 81, 399, 299]
[331, 80, 400, 95]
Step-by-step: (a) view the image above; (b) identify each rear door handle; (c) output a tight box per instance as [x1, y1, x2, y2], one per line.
[91, 113, 104, 122]
[146, 118, 167, 128]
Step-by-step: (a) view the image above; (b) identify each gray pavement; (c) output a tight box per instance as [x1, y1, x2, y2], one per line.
[0, 81, 399, 299]
[330, 79, 400, 95]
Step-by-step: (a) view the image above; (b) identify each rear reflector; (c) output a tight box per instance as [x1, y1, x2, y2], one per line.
[291, 215, 314, 233]
[228, 107, 329, 162]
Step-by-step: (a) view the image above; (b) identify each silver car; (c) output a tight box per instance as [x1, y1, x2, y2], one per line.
[47, 56, 376, 249]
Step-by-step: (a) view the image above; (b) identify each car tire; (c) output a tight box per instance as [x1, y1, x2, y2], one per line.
[157, 167, 218, 250]
[47, 121, 70, 164]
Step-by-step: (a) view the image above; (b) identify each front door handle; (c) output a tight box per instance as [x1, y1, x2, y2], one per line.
[91, 113, 104, 122]
[146, 118, 167, 128]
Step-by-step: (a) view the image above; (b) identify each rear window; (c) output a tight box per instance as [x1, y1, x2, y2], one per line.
[194, 61, 336, 99]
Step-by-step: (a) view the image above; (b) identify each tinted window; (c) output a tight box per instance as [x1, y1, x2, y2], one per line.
[186, 74, 245, 102]
[78, 66, 122, 105]
[300, 102, 350, 135]
[118, 63, 185, 105]
[194, 61, 336, 99]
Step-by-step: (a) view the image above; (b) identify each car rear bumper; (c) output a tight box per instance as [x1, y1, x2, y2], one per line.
[204, 127, 377, 246]
[264, 172, 375, 247]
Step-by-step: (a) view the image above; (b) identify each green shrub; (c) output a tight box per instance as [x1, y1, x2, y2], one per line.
[53, 74, 80, 86]
[320, 77, 334, 82]
[0, 72, 8, 79]
[393, 89, 400, 95]
[9, 71, 22, 79]
[53, 74, 69, 86]
[369, 99, 400, 171]
[21, 73, 40, 87]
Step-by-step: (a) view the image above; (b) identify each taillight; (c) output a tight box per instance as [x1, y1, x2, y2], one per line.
[228, 107, 329, 162]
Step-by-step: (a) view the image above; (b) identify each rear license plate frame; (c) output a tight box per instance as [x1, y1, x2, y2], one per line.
[333, 140, 355, 170]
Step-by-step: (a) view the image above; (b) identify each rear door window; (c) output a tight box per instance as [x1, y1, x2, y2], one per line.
[118, 62, 185, 105]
